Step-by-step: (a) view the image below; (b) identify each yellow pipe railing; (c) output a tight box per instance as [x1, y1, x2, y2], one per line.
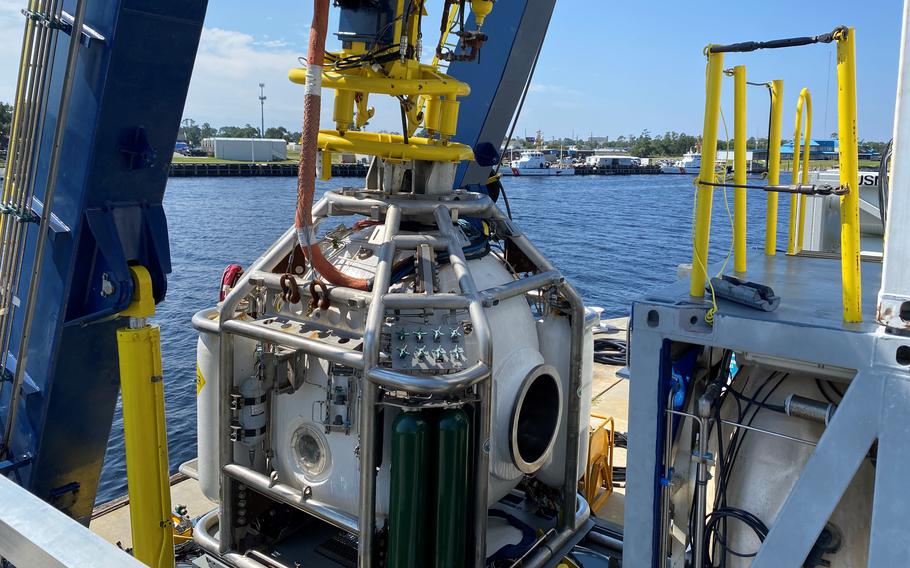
[689, 50, 724, 298]
[733, 65, 748, 273]
[788, 88, 813, 255]
[836, 27, 862, 322]
[765, 79, 784, 255]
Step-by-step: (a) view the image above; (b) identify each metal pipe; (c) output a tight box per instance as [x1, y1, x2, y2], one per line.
[667, 408, 818, 446]
[559, 281, 586, 532]
[218, 228, 297, 553]
[434, 205, 493, 567]
[194, 510, 276, 568]
[192, 308, 220, 335]
[693, 415, 709, 568]
[382, 293, 470, 310]
[2, 0, 86, 452]
[836, 28, 863, 323]
[765, 79, 784, 256]
[368, 362, 489, 394]
[520, 495, 592, 568]
[392, 234, 449, 250]
[480, 271, 563, 306]
[690, 50, 724, 297]
[733, 65, 748, 272]
[878, 2, 910, 330]
[324, 189, 494, 217]
[221, 319, 364, 369]
[222, 464, 359, 534]
[252, 271, 371, 307]
[797, 90, 813, 252]
[357, 205, 401, 568]
[585, 530, 624, 552]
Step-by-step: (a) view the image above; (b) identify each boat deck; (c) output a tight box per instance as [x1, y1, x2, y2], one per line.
[90, 317, 632, 550]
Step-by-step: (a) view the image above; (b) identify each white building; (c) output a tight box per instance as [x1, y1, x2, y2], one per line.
[201, 138, 288, 162]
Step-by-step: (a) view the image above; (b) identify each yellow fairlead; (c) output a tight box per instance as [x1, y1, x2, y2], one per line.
[117, 266, 174, 568]
[689, 49, 724, 298]
[788, 88, 813, 255]
[837, 28, 862, 323]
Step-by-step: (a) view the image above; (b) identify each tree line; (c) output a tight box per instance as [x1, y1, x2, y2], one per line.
[180, 118, 301, 147]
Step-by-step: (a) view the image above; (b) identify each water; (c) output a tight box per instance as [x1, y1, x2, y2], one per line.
[96, 173, 791, 502]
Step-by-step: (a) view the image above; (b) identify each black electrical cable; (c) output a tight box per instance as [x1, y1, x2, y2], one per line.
[593, 333, 628, 366]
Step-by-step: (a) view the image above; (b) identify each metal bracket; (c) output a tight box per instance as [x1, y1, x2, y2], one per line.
[21, 9, 105, 47]
[0, 454, 31, 475]
[0, 201, 39, 224]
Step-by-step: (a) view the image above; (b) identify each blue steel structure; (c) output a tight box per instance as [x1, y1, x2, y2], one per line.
[449, 1, 556, 187]
[0, 1, 207, 523]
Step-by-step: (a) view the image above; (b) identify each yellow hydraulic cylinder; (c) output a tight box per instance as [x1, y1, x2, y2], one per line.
[733, 65, 748, 273]
[764, 80, 784, 256]
[690, 50, 724, 298]
[837, 28, 862, 322]
[788, 89, 812, 255]
[117, 266, 174, 568]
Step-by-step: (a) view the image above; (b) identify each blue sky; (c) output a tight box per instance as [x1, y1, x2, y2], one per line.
[0, 1, 904, 141]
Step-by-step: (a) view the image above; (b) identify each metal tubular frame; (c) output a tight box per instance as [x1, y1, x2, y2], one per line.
[733, 65, 748, 273]
[207, 189, 589, 567]
[788, 89, 813, 255]
[878, 2, 910, 330]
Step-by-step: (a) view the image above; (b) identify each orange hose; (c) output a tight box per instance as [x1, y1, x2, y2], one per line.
[296, 0, 371, 291]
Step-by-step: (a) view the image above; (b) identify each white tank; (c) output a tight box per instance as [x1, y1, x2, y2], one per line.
[196, 324, 258, 502]
[535, 310, 595, 486]
[271, 250, 563, 517]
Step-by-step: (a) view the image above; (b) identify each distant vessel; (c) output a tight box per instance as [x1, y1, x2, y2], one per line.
[676, 150, 701, 174]
[505, 150, 575, 176]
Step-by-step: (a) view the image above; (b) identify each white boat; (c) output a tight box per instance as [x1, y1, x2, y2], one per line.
[505, 150, 575, 176]
[677, 151, 701, 174]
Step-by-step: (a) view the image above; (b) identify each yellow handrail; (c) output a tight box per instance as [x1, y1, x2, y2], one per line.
[788, 88, 812, 255]
[836, 28, 862, 322]
[733, 66, 748, 273]
[765, 79, 784, 256]
[689, 50, 724, 298]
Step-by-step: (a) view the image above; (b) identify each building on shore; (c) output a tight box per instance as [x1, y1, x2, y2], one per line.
[201, 137, 288, 162]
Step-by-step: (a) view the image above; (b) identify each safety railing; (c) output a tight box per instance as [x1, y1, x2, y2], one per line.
[690, 27, 862, 323]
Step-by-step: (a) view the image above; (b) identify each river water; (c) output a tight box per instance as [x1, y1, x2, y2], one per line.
[96, 173, 791, 502]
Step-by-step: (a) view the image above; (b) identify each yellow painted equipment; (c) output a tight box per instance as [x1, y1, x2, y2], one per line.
[117, 266, 174, 568]
[316, 130, 474, 164]
[788, 88, 813, 255]
[733, 65, 748, 273]
[765, 79, 784, 256]
[580, 413, 616, 515]
[836, 28, 862, 322]
[689, 49, 724, 298]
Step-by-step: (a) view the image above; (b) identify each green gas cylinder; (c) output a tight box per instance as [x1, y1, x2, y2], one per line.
[388, 411, 429, 567]
[433, 408, 471, 568]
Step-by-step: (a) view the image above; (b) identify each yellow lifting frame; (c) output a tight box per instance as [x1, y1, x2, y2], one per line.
[689, 50, 724, 298]
[837, 28, 862, 322]
[117, 266, 174, 568]
[733, 66, 748, 273]
[788, 88, 813, 255]
[317, 130, 473, 163]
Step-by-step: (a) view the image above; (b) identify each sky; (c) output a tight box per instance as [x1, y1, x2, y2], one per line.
[0, 0, 904, 141]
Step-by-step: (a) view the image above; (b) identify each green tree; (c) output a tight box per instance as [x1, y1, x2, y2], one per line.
[264, 126, 290, 141]
[0, 102, 12, 152]
[218, 124, 259, 138]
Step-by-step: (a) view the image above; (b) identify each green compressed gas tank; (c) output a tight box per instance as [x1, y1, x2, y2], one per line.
[434, 408, 471, 568]
[388, 411, 430, 568]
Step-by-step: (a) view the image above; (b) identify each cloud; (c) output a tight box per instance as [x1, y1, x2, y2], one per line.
[528, 83, 584, 97]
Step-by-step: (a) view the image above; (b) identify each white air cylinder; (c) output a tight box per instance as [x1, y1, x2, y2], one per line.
[196, 328, 258, 502]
